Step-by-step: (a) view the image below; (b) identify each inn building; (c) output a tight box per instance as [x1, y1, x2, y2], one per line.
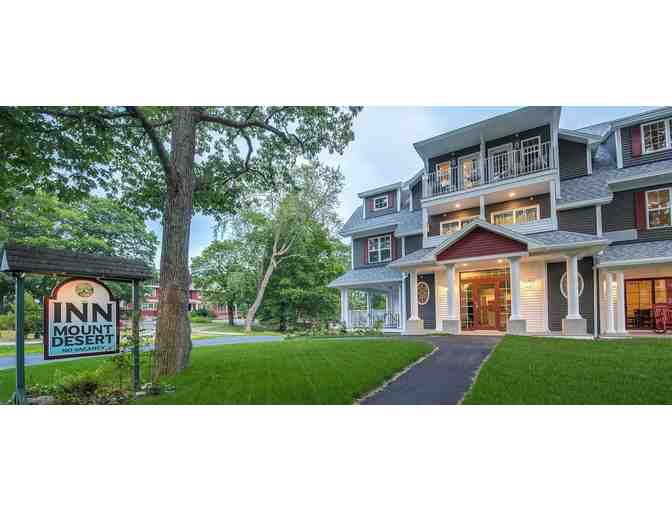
[329, 107, 672, 337]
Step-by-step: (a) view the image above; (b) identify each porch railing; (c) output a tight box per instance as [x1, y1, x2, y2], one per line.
[423, 141, 555, 199]
[349, 310, 400, 329]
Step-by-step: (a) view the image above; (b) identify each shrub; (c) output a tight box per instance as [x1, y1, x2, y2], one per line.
[0, 313, 15, 330]
[190, 315, 211, 324]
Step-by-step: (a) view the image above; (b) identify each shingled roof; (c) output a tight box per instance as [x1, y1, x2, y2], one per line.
[0, 242, 153, 281]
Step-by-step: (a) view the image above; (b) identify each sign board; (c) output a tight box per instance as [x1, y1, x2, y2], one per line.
[43, 278, 120, 360]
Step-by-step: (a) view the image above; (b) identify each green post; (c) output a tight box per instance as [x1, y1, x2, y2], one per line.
[14, 273, 26, 405]
[132, 280, 141, 393]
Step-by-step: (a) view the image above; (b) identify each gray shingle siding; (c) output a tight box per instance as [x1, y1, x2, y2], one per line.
[559, 139, 588, 180]
[404, 234, 423, 255]
[485, 125, 550, 152]
[411, 181, 422, 211]
[547, 258, 594, 334]
[558, 206, 597, 235]
[621, 124, 672, 168]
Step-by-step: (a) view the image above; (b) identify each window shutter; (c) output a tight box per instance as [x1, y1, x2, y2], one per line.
[388, 191, 395, 210]
[391, 235, 396, 260]
[367, 198, 373, 211]
[363, 238, 368, 264]
[634, 191, 647, 230]
[631, 126, 642, 157]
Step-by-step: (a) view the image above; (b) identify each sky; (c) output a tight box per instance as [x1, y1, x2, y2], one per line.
[147, 106, 653, 267]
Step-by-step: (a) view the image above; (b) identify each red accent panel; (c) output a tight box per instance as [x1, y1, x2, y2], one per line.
[436, 227, 527, 261]
[631, 126, 642, 157]
[634, 191, 647, 230]
[388, 191, 395, 210]
[367, 198, 374, 211]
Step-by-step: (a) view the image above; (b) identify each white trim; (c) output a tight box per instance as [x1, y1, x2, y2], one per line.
[641, 118, 672, 155]
[586, 144, 593, 175]
[596, 256, 672, 269]
[457, 151, 480, 189]
[401, 236, 406, 257]
[487, 142, 513, 156]
[490, 204, 541, 226]
[437, 251, 529, 266]
[595, 205, 603, 237]
[615, 127, 624, 169]
[438, 215, 479, 236]
[396, 188, 401, 212]
[556, 197, 612, 211]
[328, 277, 403, 289]
[645, 187, 672, 230]
[358, 181, 403, 198]
[372, 194, 390, 211]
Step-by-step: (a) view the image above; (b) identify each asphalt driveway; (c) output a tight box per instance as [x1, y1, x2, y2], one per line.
[362, 335, 501, 405]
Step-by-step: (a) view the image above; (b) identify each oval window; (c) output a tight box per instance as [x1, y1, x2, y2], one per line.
[417, 281, 430, 306]
[560, 272, 584, 299]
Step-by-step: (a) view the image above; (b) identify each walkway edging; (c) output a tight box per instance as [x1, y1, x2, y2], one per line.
[355, 344, 439, 404]
[456, 338, 500, 404]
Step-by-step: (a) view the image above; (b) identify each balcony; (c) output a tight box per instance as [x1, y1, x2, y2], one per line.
[423, 141, 556, 199]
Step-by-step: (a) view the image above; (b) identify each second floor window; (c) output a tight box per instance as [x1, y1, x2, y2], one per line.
[372, 195, 389, 210]
[492, 205, 539, 226]
[646, 188, 671, 228]
[368, 235, 392, 264]
[440, 216, 479, 236]
[642, 119, 671, 154]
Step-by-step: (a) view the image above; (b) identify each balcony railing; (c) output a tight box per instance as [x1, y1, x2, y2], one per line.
[349, 310, 400, 329]
[423, 141, 555, 199]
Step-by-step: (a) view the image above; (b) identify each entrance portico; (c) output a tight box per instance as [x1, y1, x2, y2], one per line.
[390, 220, 609, 337]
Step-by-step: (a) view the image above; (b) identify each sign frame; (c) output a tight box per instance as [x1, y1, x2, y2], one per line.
[43, 277, 121, 361]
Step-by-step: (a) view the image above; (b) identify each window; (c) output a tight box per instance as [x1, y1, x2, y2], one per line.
[491, 205, 539, 226]
[646, 188, 672, 228]
[436, 162, 453, 188]
[641, 119, 670, 154]
[372, 194, 389, 211]
[459, 153, 480, 189]
[368, 234, 392, 264]
[439, 216, 480, 236]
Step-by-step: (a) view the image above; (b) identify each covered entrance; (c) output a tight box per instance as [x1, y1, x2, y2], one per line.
[460, 269, 510, 331]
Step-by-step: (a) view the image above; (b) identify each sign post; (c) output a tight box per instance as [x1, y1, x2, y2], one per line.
[14, 273, 26, 405]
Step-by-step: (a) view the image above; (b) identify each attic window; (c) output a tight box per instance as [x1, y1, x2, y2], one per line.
[641, 119, 671, 154]
[372, 195, 389, 211]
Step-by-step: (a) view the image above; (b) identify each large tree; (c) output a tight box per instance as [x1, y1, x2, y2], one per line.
[1, 106, 361, 375]
[223, 163, 344, 333]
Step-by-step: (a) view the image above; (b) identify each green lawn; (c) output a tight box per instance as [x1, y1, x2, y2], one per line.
[463, 335, 672, 404]
[191, 322, 283, 336]
[0, 339, 432, 404]
[0, 343, 43, 357]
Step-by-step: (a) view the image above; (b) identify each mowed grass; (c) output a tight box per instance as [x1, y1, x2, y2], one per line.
[463, 335, 672, 404]
[0, 339, 432, 404]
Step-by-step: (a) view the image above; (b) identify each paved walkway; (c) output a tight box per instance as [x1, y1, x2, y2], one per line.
[0, 335, 282, 370]
[362, 335, 501, 405]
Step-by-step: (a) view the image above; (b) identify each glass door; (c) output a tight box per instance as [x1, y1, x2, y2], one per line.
[474, 283, 499, 330]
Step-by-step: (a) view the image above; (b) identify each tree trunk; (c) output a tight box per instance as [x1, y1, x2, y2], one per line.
[154, 107, 197, 378]
[244, 257, 276, 333]
[227, 301, 235, 326]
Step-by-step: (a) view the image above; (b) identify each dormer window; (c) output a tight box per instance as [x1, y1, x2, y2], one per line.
[372, 194, 389, 211]
[641, 119, 672, 154]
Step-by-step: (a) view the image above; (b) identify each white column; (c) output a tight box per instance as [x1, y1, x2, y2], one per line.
[366, 291, 372, 327]
[479, 195, 486, 221]
[409, 270, 420, 320]
[398, 282, 404, 330]
[605, 272, 615, 334]
[549, 179, 557, 226]
[445, 264, 458, 320]
[565, 254, 582, 320]
[340, 288, 349, 328]
[615, 270, 627, 334]
[508, 256, 522, 321]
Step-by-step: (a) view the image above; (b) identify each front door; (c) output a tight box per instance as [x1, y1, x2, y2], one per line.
[417, 274, 436, 330]
[461, 276, 508, 331]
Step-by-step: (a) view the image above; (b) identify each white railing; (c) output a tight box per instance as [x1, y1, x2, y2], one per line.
[349, 310, 400, 329]
[423, 141, 555, 199]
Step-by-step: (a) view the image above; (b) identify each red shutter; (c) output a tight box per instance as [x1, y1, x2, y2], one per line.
[631, 126, 642, 157]
[634, 191, 647, 230]
[367, 198, 373, 211]
[388, 191, 395, 210]
[363, 237, 368, 265]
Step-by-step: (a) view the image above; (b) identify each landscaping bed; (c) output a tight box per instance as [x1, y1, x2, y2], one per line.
[463, 335, 672, 404]
[1, 339, 432, 404]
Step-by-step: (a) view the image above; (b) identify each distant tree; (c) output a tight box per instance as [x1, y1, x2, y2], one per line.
[256, 224, 349, 331]
[191, 240, 255, 326]
[223, 163, 344, 333]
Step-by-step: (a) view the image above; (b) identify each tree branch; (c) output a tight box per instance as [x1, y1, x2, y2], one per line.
[124, 106, 173, 182]
[198, 113, 293, 142]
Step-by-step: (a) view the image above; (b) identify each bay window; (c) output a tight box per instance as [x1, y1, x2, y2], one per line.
[646, 188, 672, 228]
[368, 234, 391, 264]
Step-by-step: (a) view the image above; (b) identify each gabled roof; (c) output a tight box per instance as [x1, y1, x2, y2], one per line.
[0, 242, 153, 281]
[327, 266, 402, 288]
[340, 206, 423, 237]
[357, 181, 403, 198]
